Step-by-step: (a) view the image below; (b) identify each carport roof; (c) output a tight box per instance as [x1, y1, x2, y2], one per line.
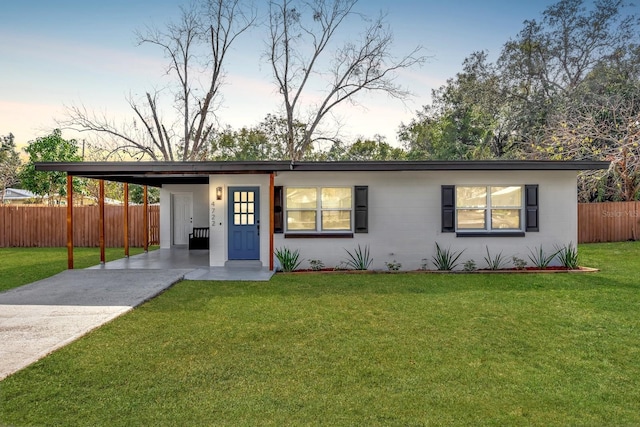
[35, 160, 611, 187]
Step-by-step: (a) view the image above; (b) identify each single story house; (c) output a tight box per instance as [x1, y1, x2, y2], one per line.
[1, 188, 38, 204]
[36, 160, 609, 270]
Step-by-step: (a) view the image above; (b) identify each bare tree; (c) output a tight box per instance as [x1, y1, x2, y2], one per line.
[540, 74, 640, 201]
[62, 0, 255, 161]
[268, 0, 426, 160]
[0, 133, 21, 203]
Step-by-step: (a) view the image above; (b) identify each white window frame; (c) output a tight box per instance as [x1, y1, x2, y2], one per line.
[455, 185, 524, 232]
[285, 187, 353, 233]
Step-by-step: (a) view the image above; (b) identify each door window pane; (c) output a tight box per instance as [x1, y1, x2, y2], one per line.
[233, 190, 256, 226]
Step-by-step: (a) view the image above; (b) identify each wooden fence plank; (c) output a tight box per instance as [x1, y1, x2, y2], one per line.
[578, 202, 640, 243]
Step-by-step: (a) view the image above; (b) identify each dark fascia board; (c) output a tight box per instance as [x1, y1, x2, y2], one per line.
[36, 160, 611, 173]
[35, 161, 292, 174]
[35, 160, 611, 187]
[288, 160, 611, 171]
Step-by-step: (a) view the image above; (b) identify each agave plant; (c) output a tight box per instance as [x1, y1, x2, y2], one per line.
[527, 245, 560, 269]
[274, 247, 302, 272]
[344, 244, 373, 270]
[483, 246, 507, 270]
[554, 243, 579, 269]
[431, 242, 464, 271]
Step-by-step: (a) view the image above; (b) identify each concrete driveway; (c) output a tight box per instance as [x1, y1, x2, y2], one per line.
[0, 269, 190, 380]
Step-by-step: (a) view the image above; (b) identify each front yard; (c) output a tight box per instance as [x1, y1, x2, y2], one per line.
[1, 242, 639, 426]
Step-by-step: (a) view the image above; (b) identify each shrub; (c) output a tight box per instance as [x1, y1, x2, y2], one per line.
[309, 259, 325, 271]
[463, 259, 477, 271]
[274, 247, 302, 272]
[512, 256, 527, 270]
[344, 245, 373, 270]
[432, 243, 464, 271]
[385, 260, 402, 271]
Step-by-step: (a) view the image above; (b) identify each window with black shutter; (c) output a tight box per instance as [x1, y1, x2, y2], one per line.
[441, 184, 538, 236]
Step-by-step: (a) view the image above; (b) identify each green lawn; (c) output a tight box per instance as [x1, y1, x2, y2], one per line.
[1, 242, 639, 426]
[0, 247, 151, 292]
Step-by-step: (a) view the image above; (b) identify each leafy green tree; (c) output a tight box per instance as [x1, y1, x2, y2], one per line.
[498, 0, 638, 152]
[1, 133, 22, 203]
[20, 129, 83, 205]
[399, 52, 514, 160]
[130, 184, 160, 204]
[338, 136, 406, 161]
[209, 115, 309, 160]
[210, 115, 294, 160]
[401, 0, 639, 169]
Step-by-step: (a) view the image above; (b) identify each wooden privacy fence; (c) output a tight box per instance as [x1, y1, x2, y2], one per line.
[2, 202, 637, 246]
[578, 202, 640, 243]
[0, 205, 159, 248]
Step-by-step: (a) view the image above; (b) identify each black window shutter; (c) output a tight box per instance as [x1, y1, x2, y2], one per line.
[274, 186, 284, 233]
[354, 186, 368, 233]
[442, 185, 455, 232]
[525, 184, 539, 232]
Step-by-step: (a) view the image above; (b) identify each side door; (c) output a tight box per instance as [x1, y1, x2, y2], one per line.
[172, 193, 193, 246]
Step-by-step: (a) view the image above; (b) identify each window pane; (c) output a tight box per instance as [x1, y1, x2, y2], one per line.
[241, 192, 247, 202]
[234, 192, 240, 202]
[248, 192, 254, 202]
[287, 211, 317, 231]
[286, 188, 317, 209]
[492, 209, 521, 229]
[491, 186, 522, 207]
[456, 186, 486, 208]
[247, 214, 255, 225]
[457, 209, 485, 229]
[322, 188, 352, 209]
[322, 210, 351, 230]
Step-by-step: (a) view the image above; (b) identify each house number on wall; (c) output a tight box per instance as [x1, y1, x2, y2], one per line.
[210, 202, 216, 226]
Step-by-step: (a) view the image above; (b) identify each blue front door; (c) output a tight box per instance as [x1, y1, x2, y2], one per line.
[228, 187, 260, 260]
